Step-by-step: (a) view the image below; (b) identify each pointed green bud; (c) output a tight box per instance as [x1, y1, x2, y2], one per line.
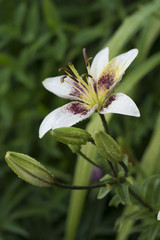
[94, 131, 123, 162]
[51, 127, 92, 145]
[68, 144, 81, 153]
[5, 152, 54, 187]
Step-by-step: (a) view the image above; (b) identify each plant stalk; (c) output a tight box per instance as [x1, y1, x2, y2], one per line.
[99, 114, 110, 134]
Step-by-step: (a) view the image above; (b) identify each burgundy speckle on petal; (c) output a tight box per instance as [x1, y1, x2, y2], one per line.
[67, 102, 89, 115]
[104, 94, 116, 108]
[98, 73, 114, 91]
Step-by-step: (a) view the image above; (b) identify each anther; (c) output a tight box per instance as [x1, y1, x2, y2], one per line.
[83, 48, 88, 65]
[81, 73, 93, 78]
[60, 76, 67, 83]
[83, 48, 93, 67]
[58, 67, 72, 74]
[68, 61, 73, 66]
[86, 57, 93, 67]
[69, 76, 78, 82]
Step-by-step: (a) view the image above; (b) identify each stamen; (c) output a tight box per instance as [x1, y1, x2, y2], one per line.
[63, 79, 94, 105]
[60, 63, 94, 104]
[59, 67, 72, 74]
[69, 75, 79, 83]
[86, 57, 93, 67]
[83, 48, 88, 66]
[67, 61, 73, 66]
[83, 49, 93, 68]
[67, 62, 92, 96]
[81, 73, 93, 78]
[60, 76, 67, 83]
[60, 57, 99, 107]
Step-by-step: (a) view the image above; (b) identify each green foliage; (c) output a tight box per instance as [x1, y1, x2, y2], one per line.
[116, 175, 160, 240]
[97, 184, 111, 199]
[65, 1, 160, 240]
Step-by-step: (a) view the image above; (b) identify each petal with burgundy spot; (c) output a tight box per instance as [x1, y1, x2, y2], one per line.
[97, 49, 138, 94]
[43, 76, 84, 100]
[99, 93, 140, 117]
[39, 102, 97, 138]
[108, 49, 138, 83]
[90, 47, 109, 81]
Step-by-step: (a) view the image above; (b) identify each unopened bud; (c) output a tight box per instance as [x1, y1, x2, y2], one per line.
[94, 131, 123, 162]
[5, 152, 54, 187]
[51, 127, 92, 145]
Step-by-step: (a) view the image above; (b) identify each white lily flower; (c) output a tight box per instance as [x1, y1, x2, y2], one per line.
[157, 211, 160, 220]
[39, 47, 140, 138]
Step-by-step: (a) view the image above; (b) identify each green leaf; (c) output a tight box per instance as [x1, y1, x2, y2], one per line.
[140, 112, 160, 177]
[97, 184, 111, 200]
[137, 17, 160, 61]
[116, 183, 131, 205]
[65, 2, 160, 239]
[13, 2, 27, 31]
[106, 0, 160, 58]
[42, 0, 61, 32]
[109, 194, 122, 207]
[147, 223, 160, 240]
[2, 221, 29, 237]
[141, 175, 160, 209]
[23, 1, 39, 43]
[116, 53, 160, 94]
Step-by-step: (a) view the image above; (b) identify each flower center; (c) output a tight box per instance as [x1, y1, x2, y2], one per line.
[59, 49, 112, 110]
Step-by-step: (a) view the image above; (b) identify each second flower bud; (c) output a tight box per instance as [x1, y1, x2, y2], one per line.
[51, 127, 92, 145]
[94, 131, 123, 162]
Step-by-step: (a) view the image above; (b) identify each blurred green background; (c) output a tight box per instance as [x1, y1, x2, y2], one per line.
[0, 0, 160, 239]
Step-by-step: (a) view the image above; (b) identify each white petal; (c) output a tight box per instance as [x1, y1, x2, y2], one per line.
[157, 211, 160, 220]
[90, 47, 109, 81]
[99, 93, 140, 117]
[110, 49, 138, 81]
[43, 76, 82, 100]
[39, 102, 97, 138]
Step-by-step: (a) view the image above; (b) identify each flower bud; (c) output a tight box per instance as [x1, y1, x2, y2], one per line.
[94, 131, 123, 162]
[5, 152, 54, 187]
[51, 127, 92, 145]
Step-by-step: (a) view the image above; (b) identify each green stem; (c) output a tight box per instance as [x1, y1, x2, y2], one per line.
[54, 178, 127, 190]
[107, 160, 118, 178]
[79, 151, 101, 169]
[79, 151, 111, 175]
[99, 114, 110, 134]
[119, 161, 128, 178]
[54, 180, 106, 190]
[129, 188, 153, 212]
